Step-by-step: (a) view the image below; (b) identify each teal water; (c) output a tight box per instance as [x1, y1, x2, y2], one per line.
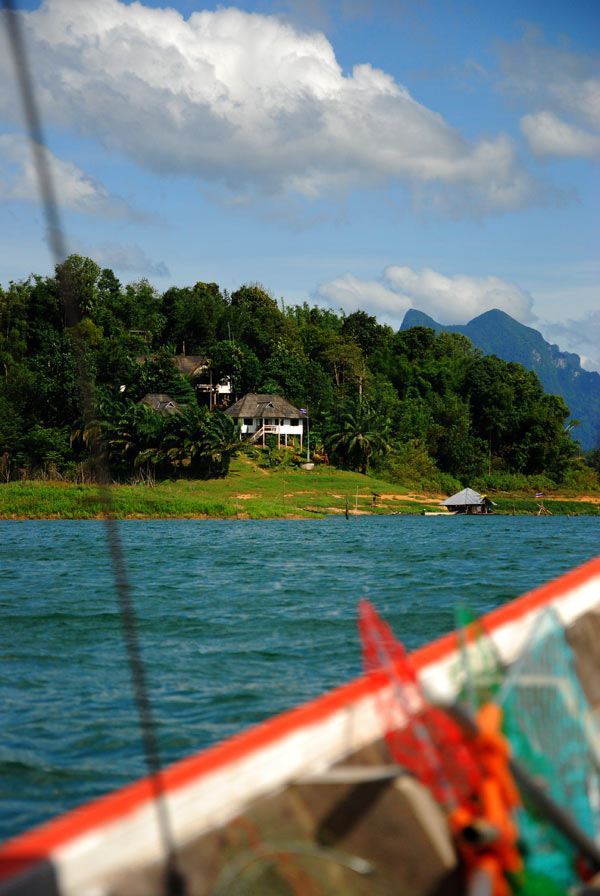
[0, 516, 598, 843]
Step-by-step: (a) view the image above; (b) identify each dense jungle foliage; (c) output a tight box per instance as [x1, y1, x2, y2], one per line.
[0, 254, 597, 490]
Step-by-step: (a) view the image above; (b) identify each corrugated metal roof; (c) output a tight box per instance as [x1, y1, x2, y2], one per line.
[440, 487, 484, 506]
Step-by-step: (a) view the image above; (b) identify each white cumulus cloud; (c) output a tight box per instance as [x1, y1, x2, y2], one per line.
[318, 265, 535, 328]
[0, 0, 536, 212]
[317, 272, 409, 321]
[89, 244, 169, 278]
[497, 28, 600, 160]
[0, 133, 145, 220]
[520, 112, 600, 159]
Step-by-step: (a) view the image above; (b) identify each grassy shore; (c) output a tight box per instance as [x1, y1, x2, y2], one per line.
[1, 457, 599, 519]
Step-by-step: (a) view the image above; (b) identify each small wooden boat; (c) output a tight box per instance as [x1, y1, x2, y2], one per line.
[2, 555, 600, 896]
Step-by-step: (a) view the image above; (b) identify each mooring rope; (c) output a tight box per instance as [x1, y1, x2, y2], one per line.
[2, 3, 185, 892]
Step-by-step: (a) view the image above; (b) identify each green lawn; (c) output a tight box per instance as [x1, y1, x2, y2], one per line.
[1, 458, 599, 518]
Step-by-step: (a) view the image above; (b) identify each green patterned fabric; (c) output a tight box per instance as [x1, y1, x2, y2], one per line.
[499, 608, 600, 890]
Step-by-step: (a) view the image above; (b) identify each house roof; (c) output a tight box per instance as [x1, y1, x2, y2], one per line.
[137, 393, 183, 416]
[135, 354, 208, 378]
[225, 393, 303, 419]
[440, 487, 496, 506]
[173, 355, 207, 377]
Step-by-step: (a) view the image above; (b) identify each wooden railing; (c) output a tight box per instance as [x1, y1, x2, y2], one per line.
[251, 424, 280, 442]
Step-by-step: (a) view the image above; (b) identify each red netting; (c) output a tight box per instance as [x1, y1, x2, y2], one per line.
[358, 599, 481, 808]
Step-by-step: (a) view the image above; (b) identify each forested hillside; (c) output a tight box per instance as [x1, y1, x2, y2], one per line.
[1, 255, 596, 491]
[401, 308, 600, 451]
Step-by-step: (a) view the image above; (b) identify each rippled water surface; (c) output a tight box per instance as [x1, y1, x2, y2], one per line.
[0, 516, 598, 841]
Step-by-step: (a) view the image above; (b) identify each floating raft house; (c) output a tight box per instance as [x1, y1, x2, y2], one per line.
[440, 487, 496, 514]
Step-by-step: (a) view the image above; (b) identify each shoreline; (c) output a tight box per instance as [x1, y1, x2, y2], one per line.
[1, 470, 599, 520]
[2, 499, 599, 521]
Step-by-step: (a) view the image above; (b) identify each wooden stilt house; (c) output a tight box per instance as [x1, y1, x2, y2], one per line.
[225, 394, 304, 449]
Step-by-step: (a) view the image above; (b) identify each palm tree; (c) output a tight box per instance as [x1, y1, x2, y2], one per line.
[201, 409, 240, 477]
[107, 403, 164, 477]
[70, 390, 135, 478]
[160, 406, 240, 478]
[323, 398, 391, 474]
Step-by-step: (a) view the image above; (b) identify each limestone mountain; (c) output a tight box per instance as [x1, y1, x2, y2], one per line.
[401, 308, 600, 451]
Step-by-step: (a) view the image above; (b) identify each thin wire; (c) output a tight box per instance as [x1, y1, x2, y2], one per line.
[2, 3, 185, 892]
[2, 0, 65, 263]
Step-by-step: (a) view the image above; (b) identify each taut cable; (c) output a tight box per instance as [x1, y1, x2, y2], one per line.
[2, 3, 185, 892]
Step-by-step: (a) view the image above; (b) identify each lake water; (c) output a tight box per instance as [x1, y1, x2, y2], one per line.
[0, 516, 599, 842]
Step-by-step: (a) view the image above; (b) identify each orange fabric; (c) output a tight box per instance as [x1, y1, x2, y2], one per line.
[450, 703, 523, 896]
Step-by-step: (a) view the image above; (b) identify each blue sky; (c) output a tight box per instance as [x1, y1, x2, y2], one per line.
[1, 0, 599, 368]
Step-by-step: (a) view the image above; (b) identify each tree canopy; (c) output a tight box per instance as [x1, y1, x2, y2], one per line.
[0, 255, 587, 487]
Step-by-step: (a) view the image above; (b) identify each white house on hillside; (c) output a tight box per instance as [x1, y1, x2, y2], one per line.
[225, 394, 304, 448]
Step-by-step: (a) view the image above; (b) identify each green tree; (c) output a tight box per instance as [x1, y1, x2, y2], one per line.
[207, 341, 261, 398]
[393, 325, 437, 364]
[0, 395, 24, 476]
[323, 398, 391, 474]
[122, 279, 165, 344]
[287, 303, 342, 360]
[162, 282, 225, 353]
[28, 327, 80, 428]
[0, 282, 29, 373]
[18, 424, 71, 472]
[230, 284, 300, 359]
[318, 334, 366, 397]
[431, 392, 486, 480]
[260, 343, 310, 407]
[199, 409, 240, 477]
[135, 351, 196, 405]
[91, 268, 125, 339]
[106, 403, 165, 479]
[341, 310, 391, 359]
[55, 254, 101, 322]
[144, 406, 239, 478]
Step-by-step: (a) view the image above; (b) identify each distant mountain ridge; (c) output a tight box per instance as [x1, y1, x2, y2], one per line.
[400, 308, 600, 451]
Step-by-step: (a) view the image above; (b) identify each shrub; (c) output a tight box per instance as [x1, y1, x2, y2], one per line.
[17, 425, 72, 475]
[558, 461, 600, 494]
[471, 471, 560, 494]
[376, 440, 461, 494]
